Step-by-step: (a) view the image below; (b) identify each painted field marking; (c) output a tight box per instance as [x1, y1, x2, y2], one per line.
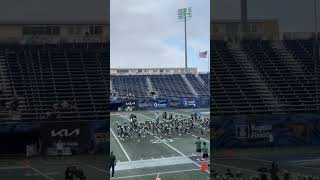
[0, 166, 29, 170]
[110, 128, 132, 162]
[86, 164, 107, 173]
[120, 113, 210, 174]
[213, 162, 271, 176]
[29, 166, 55, 180]
[111, 168, 200, 179]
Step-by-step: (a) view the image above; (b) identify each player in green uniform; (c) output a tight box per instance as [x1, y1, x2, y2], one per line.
[202, 142, 209, 163]
[195, 136, 202, 161]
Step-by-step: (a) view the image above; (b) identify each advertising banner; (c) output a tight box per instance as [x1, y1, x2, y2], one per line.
[88, 120, 108, 153]
[40, 121, 90, 154]
[123, 100, 138, 109]
[167, 98, 183, 108]
[213, 113, 320, 148]
[182, 98, 197, 108]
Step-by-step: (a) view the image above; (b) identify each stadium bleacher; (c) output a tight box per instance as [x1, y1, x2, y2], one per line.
[0, 43, 109, 121]
[111, 75, 149, 98]
[211, 39, 318, 115]
[111, 74, 209, 99]
[0, 39, 318, 120]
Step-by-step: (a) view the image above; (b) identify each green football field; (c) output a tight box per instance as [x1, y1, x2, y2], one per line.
[110, 109, 211, 180]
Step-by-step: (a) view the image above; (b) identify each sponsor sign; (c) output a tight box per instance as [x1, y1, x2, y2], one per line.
[138, 101, 154, 108]
[95, 133, 108, 144]
[235, 124, 272, 139]
[183, 98, 196, 107]
[41, 122, 90, 153]
[123, 100, 138, 108]
[51, 128, 80, 137]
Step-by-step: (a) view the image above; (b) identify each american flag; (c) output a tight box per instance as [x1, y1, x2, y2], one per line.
[199, 51, 208, 58]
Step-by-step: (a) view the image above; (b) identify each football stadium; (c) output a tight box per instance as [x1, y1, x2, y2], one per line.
[110, 68, 210, 180]
[109, 0, 210, 179]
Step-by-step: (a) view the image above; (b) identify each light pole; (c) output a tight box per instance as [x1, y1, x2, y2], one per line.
[315, 0, 318, 111]
[178, 7, 192, 73]
[241, 0, 248, 40]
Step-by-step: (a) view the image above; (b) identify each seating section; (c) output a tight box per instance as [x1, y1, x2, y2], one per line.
[283, 40, 314, 72]
[211, 40, 277, 114]
[111, 74, 209, 98]
[148, 75, 194, 98]
[210, 39, 317, 115]
[241, 40, 315, 112]
[1, 43, 109, 121]
[111, 75, 148, 98]
[185, 74, 208, 96]
[1, 39, 318, 119]
[199, 74, 209, 85]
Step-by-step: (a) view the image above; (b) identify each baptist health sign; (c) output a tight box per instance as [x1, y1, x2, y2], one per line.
[236, 124, 272, 139]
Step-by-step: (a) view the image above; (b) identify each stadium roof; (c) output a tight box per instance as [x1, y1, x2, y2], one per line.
[0, 0, 109, 25]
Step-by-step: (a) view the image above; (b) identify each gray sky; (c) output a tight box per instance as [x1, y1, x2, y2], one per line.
[212, 0, 320, 32]
[111, 0, 210, 72]
[0, 0, 108, 23]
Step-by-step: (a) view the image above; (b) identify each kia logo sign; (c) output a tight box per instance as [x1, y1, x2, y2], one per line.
[51, 129, 80, 137]
[126, 102, 136, 106]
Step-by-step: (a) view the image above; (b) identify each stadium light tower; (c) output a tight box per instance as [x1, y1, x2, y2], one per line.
[241, 0, 248, 40]
[314, 0, 319, 111]
[178, 7, 192, 73]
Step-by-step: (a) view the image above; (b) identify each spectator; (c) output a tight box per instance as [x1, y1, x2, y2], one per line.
[225, 168, 234, 178]
[269, 133, 274, 149]
[271, 161, 279, 180]
[61, 100, 69, 109]
[56, 140, 64, 158]
[110, 151, 116, 177]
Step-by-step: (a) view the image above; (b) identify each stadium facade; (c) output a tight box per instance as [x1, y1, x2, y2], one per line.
[0, 23, 109, 44]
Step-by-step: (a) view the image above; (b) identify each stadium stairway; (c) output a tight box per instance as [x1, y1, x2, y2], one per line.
[181, 74, 198, 97]
[0, 50, 26, 120]
[272, 41, 305, 74]
[229, 44, 281, 112]
[195, 74, 206, 87]
[241, 40, 316, 113]
[146, 76, 157, 96]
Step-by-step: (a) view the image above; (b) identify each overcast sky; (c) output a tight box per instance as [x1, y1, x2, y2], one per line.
[111, 0, 210, 72]
[212, 0, 320, 32]
[0, 0, 107, 23]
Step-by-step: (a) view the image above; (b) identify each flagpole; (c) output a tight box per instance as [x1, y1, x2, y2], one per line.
[207, 50, 210, 95]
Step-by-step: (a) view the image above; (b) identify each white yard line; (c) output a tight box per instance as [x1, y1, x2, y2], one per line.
[29, 166, 55, 180]
[289, 158, 320, 164]
[110, 128, 132, 162]
[86, 164, 107, 173]
[111, 168, 200, 179]
[213, 162, 271, 176]
[115, 156, 193, 171]
[120, 114, 210, 174]
[0, 166, 29, 170]
[239, 157, 272, 163]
